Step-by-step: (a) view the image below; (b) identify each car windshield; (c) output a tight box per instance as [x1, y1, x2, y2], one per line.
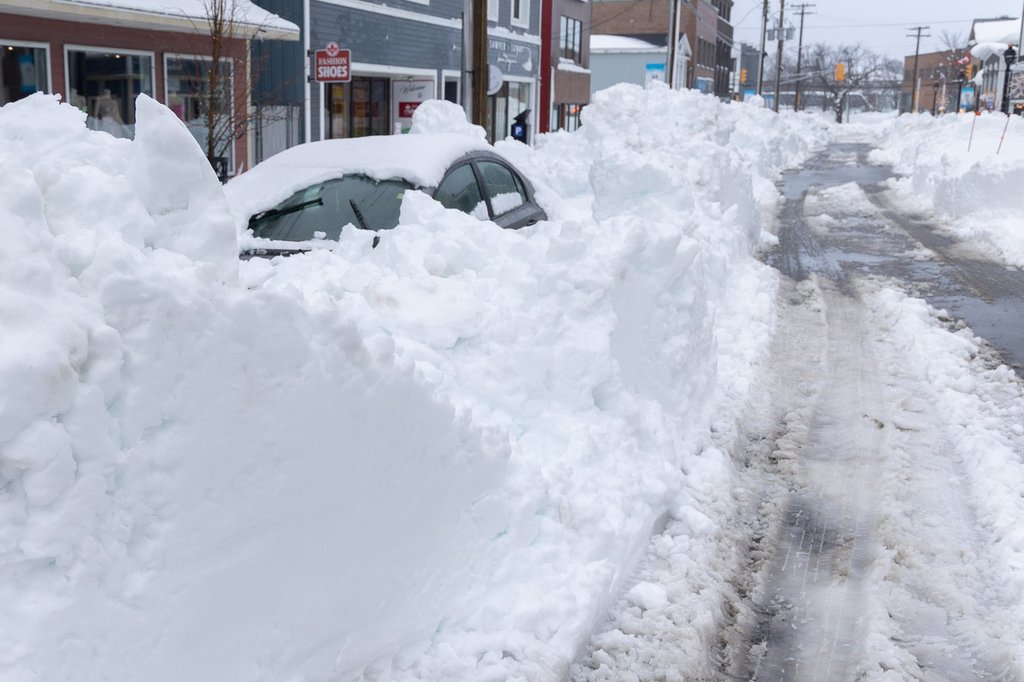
[249, 175, 415, 241]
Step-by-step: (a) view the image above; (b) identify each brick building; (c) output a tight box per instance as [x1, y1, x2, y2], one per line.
[0, 0, 299, 175]
[900, 50, 973, 114]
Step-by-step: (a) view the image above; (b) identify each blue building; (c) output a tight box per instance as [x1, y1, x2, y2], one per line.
[252, 0, 541, 159]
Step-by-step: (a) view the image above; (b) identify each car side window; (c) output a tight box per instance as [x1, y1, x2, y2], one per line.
[476, 161, 528, 216]
[435, 163, 488, 220]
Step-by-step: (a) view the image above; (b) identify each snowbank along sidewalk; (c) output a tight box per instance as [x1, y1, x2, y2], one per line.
[871, 112, 1024, 266]
[0, 87, 825, 681]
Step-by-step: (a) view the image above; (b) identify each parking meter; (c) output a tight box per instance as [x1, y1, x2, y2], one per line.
[510, 109, 530, 143]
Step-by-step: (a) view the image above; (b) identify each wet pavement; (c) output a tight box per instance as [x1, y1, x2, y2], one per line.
[767, 142, 1024, 373]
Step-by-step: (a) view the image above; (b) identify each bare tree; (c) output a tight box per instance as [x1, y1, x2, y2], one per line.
[806, 43, 889, 122]
[187, 0, 287, 178]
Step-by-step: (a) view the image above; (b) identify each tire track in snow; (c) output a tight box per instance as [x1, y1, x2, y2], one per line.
[728, 279, 885, 682]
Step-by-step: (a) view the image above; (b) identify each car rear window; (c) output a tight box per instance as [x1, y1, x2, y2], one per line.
[249, 175, 415, 241]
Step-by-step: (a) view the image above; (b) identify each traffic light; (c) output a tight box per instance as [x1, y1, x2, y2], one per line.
[740, 67, 748, 83]
[966, 63, 974, 79]
[835, 62, 846, 81]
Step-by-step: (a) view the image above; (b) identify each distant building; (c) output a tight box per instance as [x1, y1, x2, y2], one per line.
[590, 0, 733, 98]
[735, 43, 760, 99]
[589, 35, 667, 94]
[899, 50, 972, 114]
[967, 16, 1021, 113]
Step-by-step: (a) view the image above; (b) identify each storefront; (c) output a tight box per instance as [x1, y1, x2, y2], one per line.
[487, 79, 532, 141]
[324, 73, 441, 138]
[309, 0, 540, 143]
[0, 3, 297, 175]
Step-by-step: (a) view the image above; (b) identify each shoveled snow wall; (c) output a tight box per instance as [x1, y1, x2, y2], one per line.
[0, 87, 825, 681]
[870, 112, 1024, 265]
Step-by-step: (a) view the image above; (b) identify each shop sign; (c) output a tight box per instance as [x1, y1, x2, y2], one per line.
[644, 63, 665, 85]
[315, 42, 351, 83]
[392, 79, 435, 133]
[487, 37, 533, 75]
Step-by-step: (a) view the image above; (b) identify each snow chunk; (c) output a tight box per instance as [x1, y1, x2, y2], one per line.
[128, 94, 238, 283]
[626, 582, 669, 611]
[410, 99, 487, 139]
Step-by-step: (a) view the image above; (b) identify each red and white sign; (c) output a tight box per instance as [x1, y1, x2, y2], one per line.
[391, 79, 435, 134]
[314, 43, 351, 83]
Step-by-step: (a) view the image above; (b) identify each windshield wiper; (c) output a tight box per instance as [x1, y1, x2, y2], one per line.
[251, 197, 324, 223]
[349, 199, 370, 230]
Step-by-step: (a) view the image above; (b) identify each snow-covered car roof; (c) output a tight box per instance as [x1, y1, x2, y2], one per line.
[224, 133, 493, 225]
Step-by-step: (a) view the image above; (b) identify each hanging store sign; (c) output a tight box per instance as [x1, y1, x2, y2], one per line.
[314, 42, 351, 83]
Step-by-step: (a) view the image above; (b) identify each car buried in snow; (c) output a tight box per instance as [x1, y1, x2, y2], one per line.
[224, 133, 547, 257]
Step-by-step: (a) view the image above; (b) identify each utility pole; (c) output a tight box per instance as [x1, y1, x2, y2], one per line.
[907, 25, 931, 113]
[792, 3, 814, 111]
[773, 0, 786, 112]
[757, 0, 769, 95]
[472, 0, 488, 130]
[667, 0, 681, 88]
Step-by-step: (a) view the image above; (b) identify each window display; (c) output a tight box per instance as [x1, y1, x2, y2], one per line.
[0, 43, 48, 106]
[67, 49, 153, 139]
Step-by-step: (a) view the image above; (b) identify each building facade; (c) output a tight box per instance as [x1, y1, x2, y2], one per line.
[299, 0, 541, 143]
[539, 0, 592, 132]
[968, 16, 1021, 113]
[590, 0, 732, 96]
[899, 50, 973, 114]
[589, 35, 667, 93]
[0, 0, 298, 175]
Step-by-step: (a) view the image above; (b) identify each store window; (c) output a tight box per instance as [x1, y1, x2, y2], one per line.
[560, 17, 582, 64]
[327, 76, 390, 138]
[486, 80, 530, 142]
[1, 42, 48, 105]
[557, 103, 582, 131]
[165, 55, 234, 173]
[67, 48, 153, 139]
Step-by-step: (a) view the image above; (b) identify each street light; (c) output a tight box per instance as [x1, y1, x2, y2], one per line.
[1002, 45, 1017, 114]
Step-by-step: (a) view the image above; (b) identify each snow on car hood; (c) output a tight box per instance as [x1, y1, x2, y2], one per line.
[223, 133, 492, 230]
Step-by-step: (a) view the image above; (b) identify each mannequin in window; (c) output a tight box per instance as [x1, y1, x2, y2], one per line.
[92, 88, 122, 123]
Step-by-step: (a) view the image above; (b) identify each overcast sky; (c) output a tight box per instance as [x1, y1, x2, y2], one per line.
[731, 0, 1023, 59]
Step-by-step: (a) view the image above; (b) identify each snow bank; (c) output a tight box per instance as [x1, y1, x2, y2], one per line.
[871, 113, 1024, 265]
[0, 86, 824, 681]
[863, 289, 1024, 676]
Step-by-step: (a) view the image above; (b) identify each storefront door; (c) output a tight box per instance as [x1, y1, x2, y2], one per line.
[327, 76, 390, 138]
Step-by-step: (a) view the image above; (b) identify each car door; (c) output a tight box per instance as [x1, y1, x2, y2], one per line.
[472, 159, 545, 229]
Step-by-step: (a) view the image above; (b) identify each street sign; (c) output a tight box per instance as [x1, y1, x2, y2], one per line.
[314, 42, 351, 83]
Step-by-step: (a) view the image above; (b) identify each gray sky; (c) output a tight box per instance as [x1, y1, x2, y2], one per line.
[731, 0, 1023, 59]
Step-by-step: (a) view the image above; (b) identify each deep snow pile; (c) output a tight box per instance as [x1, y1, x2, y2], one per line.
[870, 113, 1024, 265]
[0, 87, 824, 681]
